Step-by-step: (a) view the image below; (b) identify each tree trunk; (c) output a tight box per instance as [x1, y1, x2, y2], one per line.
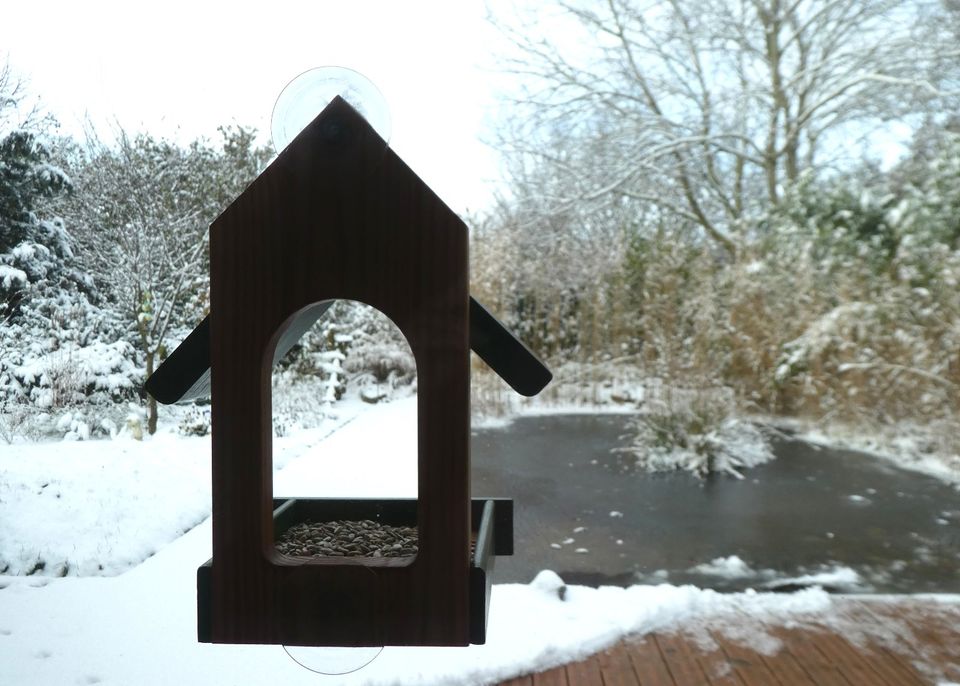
[146, 351, 158, 435]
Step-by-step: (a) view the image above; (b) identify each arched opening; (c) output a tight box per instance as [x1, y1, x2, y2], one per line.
[268, 300, 419, 564]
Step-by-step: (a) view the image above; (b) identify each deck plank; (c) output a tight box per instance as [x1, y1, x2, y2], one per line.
[500, 675, 534, 686]
[564, 656, 604, 686]
[678, 633, 744, 686]
[654, 633, 712, 686]
[707, 629, 798, 686]
[532, 665, 570, 686]
[832, 600, 928, 686]
[624, 636, 676, 686]
[597, 643, 642, 686]
[858, 599, 960, 684]
[803, 629, 894, 686]
[755, 624, 850, 686]
[496, 599, 960, 686]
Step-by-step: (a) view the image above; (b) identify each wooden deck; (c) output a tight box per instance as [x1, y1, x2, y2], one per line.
[498, 598, 960, 686]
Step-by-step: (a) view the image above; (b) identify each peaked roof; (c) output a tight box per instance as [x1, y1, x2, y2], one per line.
[147, 298, 550, 404]
[145, 97, 550, 404]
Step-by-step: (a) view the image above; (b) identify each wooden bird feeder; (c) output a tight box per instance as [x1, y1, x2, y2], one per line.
[145, 97, 551, 648]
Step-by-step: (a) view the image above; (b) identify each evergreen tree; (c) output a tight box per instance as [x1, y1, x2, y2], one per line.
[0, 129, 74, 323]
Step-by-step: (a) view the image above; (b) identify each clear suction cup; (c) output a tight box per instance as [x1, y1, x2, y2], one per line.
[282, 644, 383, 675]
[271, 66, 392, 153]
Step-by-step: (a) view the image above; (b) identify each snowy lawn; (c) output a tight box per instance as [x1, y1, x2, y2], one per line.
[1, 397, 958, 685]
[0, 400, 365, 578]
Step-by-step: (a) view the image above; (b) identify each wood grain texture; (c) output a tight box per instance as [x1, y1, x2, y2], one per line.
[563, 657, 603, 685]
[597, 644, 641, 686]
[207, 97, 471, 646]
[624, 636, 677, 686]
[146, 296, 553, 404]
[853, 599, 960, 684]
[708, 629, 796, 686]
[496, 598, 956, 686]
[654, 634, 712, 686]
[532, 665, 569, 686]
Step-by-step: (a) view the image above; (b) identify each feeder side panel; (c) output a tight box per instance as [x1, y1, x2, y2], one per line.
[207, 97, 471, 646]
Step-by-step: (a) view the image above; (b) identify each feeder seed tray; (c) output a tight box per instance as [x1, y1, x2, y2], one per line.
[276, 519, 419, 558]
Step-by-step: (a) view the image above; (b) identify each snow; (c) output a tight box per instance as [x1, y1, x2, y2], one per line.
[689, 555, 756, 579]
[0, 432, 210, 577]
[616, 416, 776, 479]
[0, 400, 366, 577]
[0, 397, 956, 684]
[0, 264, 27, 288]
[687, 557, 868, 592]
[274, 397, 417, 499]
[791, 420, 960, 487]
[769, 567, 864, 592]
[0, 536, 844, 686]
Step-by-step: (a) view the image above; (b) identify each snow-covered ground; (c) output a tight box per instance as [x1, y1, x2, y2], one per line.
[0, 399, 366, 578]
[1, 397, 958, 685]
[794, 420, 960, 488]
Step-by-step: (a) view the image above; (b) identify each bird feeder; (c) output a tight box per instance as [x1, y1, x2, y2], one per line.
[146, 97, 551, 647]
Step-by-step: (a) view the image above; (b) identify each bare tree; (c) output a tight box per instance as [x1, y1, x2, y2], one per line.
[495, 0, 958, 256]
[0, 57, 52, 138]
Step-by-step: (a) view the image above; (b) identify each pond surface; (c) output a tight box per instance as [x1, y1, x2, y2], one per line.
[471, 414, 960, 593]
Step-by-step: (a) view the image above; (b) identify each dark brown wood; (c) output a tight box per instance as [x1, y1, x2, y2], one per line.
[762, 625, 849, 686]
[624, 636, 677, 685]
[497, 599, 957, 686]
[469, 297, 552, 396]
[654, 633, 712, 686]
[597, 644, 642, 686]
[801, 630, 889, 686]
[197, 497, 510, 643]
[753, 643, 816, 686]
[500, 676, 533, 686]
[709, 629, 797, 686]
[854, 598, 960, 684]
[532, 665, 569, 686]
[688, 640, 744, 686]
[146, 295, 552, 404]
[564, 657, 603, 685]
[207, 96, 472, 647]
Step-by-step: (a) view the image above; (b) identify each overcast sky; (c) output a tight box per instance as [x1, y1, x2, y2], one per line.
[1, 0, 522, 215]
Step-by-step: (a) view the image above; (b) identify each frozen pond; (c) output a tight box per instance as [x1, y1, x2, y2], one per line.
[471, 414, 960, 593]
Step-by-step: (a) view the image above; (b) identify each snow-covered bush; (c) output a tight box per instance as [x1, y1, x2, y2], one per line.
[271, 371, 340, 434]
[620, 415, 774, 479]
[267, 301, 417, 431]
[615, 382, 775, 478]
[762, 152, 960, 425]
[0, 342, 140, 442]
[337, 301, 416, 393]
[0, 401, 38, 443]
[276, 300, 417, 405]
[0, 125, 141, 441]
[1, 340, 139, 408]
[177, 404, 211, 437]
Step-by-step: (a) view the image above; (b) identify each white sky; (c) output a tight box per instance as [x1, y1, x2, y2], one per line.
[0, 0, 519, 216]
[1, 0, 914, 218]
